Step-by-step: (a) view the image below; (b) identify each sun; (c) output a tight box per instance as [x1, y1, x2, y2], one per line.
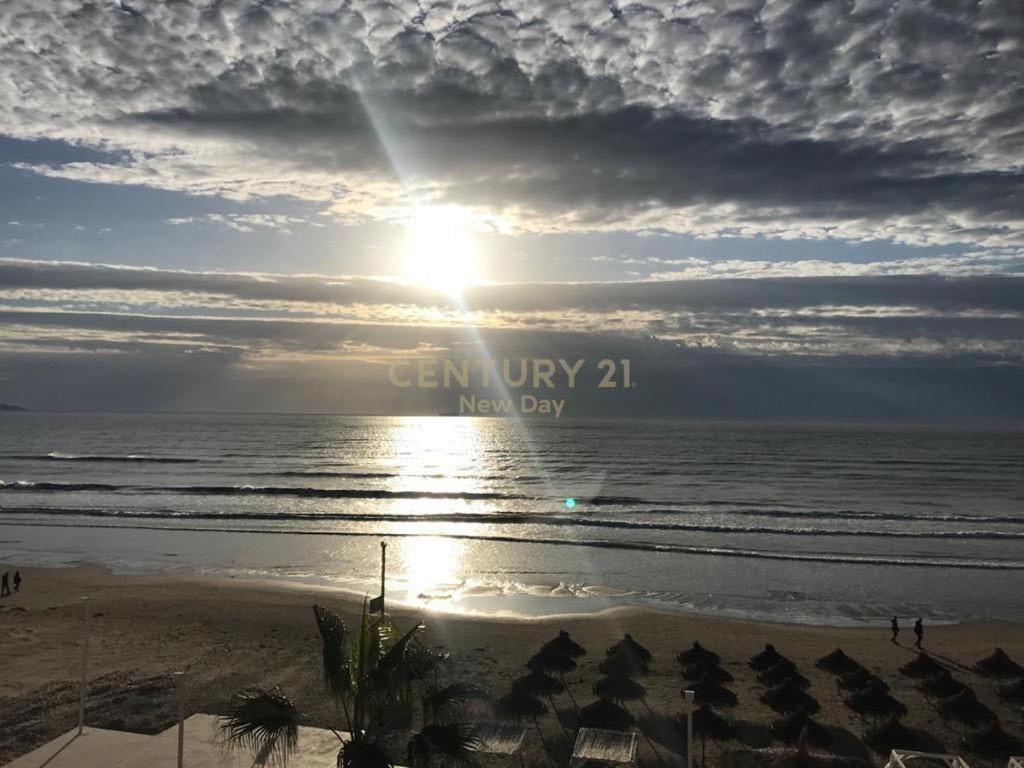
[401, 205, 478, 295]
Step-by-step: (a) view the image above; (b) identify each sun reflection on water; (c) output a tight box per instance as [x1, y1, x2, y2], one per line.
[400, 535, 466, 604]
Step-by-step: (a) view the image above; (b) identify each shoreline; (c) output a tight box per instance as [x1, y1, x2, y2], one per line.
[0, 546, 997, 628]
[3, 563, 1024, 765]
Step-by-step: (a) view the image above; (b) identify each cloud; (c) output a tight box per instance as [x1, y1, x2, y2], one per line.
[2, 0, 1022, 246]
[2, 258, 1024, 363]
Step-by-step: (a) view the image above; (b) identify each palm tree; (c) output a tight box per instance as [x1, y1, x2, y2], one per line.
[219, 601, 487, 768]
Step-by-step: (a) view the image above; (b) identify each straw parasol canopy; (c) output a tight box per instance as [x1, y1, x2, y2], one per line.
[749, 644, 785, 671]
[961, 722, 1023, 759]
[683, 659, 734, 684]
[497, 689, 548, 720]
[844, 681, 906, 719]
[689, 704, 735, 740]
[973, 647, 1024, 678]
[996, 677, 1024, 703]
[837, 668, 888, 693]
[542, 630, 587, 659]
[761, 680, 819, 715]
[607, 634, 653, 664]
[915, 669, 966, 699]
[770, 708, 832, 748]
[528, 647, 577, 674]
[757, 657, 797, 677]
[594, 672, 647, 703]
[578, 698, 635, 731]
[759, 663, 810, 690]
[936, 689, 998, 727]
[899, 653, 944, 678]
[513, 668, 565, 698]
[677, 642, 720, 666]
[862, 716, 929, 754]
[686, 674, 738, 708]
[815, 649, 860, 675]
[599, 650, 648, 677]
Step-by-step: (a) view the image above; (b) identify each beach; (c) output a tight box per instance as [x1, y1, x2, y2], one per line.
[2, 564, 1022, 766]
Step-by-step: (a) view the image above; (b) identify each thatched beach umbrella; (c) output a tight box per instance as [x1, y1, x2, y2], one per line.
[683, 658, 734, 684]
[936, 689, 997, 728]
[498, 688, 548, 720]
[513, 668, 566, 730]
[974, 647, 1024, 678]
[996, 677, 1024, 703]
[837, 668, 888, 693]
[677, 641, 720, 666]
[690, 704, 734, 740]
[514, 669, 564, 698]
[528, 647, 577, 675]
[844, 681, 906, 720]
[899, 653, 944, 678]
[749, 644, 785, 671]
[528, 642, 580, 711]
[594, 672, 646, 703]
[770, 708, 832, 748]
[761, 680, 820, 715]
[815, 649, 860, 675]
[599, 650, 648, 677]
[862, 716, 925, 754]
[578, 697, 635, 731]
[915, 669, 966, 699]
[498, 688, 553, 763]
[687, 674, 739, 708]
[541, 630, 587, 659]
[759, 662, 810, 690]
[961, 722, 1023, 759]
[758, 656, 797, 677]
[607, 633, 652, 664]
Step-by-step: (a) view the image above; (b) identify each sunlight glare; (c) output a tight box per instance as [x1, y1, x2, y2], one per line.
[401, 205, 478, 295]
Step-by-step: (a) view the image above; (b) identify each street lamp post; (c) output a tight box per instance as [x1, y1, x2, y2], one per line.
[684, 689, 695, 768]
[78, 597, 91, 735]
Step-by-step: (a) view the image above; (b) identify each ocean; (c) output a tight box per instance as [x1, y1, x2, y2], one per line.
[1, 412, 1022, 625]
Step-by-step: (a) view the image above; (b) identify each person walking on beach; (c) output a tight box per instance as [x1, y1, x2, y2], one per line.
[890, 616, 900, 644]
[914, 618, 923, 649]
[13, 570, 21, 593]
[0, 572, 9, 597]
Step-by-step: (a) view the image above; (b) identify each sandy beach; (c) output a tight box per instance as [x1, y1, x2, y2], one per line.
[1, 563, 1022, 766]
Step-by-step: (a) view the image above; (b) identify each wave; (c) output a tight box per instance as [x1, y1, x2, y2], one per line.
[3, 505, 1023, 540]
[6, 517, 1022, 571]
[271, 471, 399, 479]
[637, 506, 1024, 525]
[5, 453, 200, 464]
[0, 480, 521, 501]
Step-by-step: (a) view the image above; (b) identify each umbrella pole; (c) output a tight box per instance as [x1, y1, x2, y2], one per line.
[532, 716, 556, 768]
[547, 695, 568, 733]
[562, 675, 579, 712]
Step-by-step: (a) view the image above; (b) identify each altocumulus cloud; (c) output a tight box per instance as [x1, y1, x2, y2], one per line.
[2, 0, 1023, 246]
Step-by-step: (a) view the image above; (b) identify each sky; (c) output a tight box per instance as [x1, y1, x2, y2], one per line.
[1, 0, 1023, 421]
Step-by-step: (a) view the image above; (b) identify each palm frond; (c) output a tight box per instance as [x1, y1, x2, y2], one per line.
[424, 682, 490, 723]
[313, 605, 350, 699]
[408, 723, 481, 768]
[371, 621, 425, 687]
[405, 643, 448, 682]
[219, 688, 300, 767]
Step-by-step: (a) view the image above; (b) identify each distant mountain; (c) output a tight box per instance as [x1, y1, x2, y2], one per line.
[0, 403, 27, 411]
